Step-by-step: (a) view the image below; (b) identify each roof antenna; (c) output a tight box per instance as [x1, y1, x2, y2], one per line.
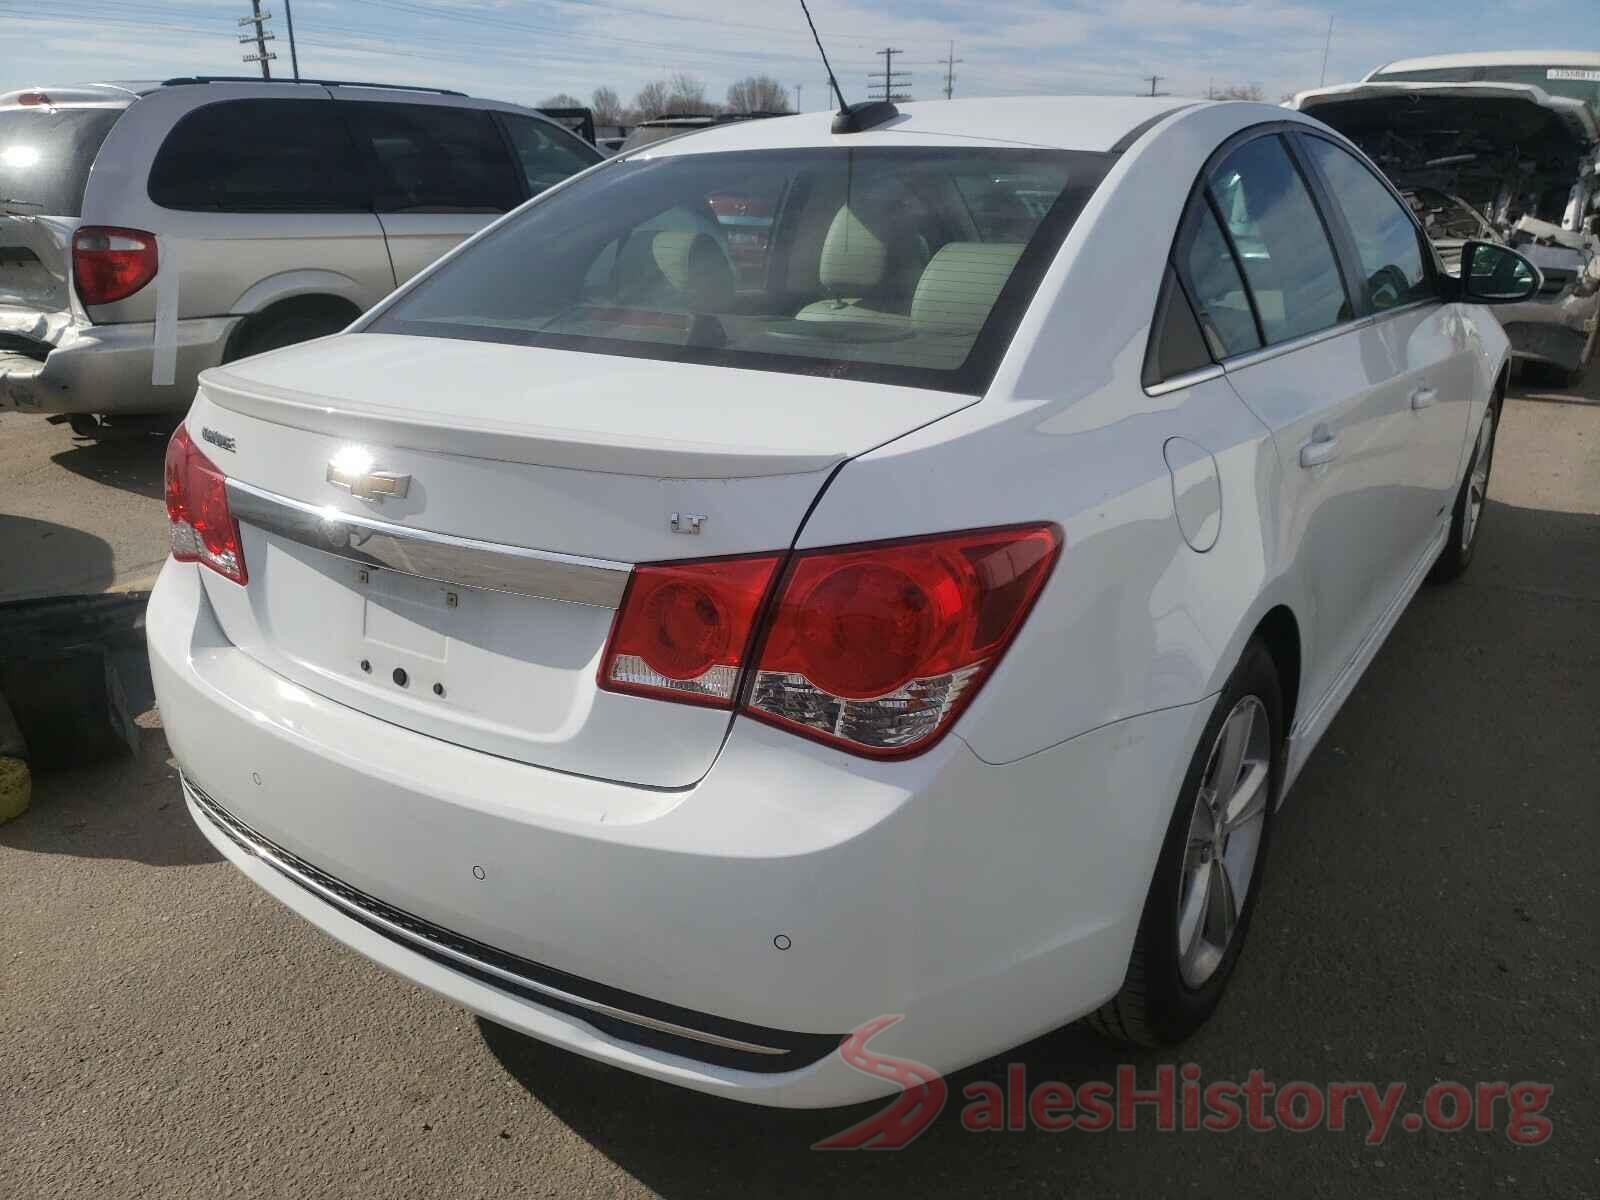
[797, 0, 900, 134]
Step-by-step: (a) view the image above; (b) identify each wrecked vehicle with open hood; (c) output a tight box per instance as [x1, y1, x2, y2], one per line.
[1295, 57, 1600, 384]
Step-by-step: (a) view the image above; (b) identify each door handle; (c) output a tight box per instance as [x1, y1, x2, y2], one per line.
[1299, 428, 1340, 468]
[1410, 386, 1439, 410]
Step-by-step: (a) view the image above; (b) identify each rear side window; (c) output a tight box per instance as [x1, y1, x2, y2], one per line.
[498, 114, 600, 197]
[1181, 201, 1261, 358]
[348, 102, 521, 213]
[148, 99, 370, 212]
[1298, 134, 1433, 311]
[1207, 136, 1350, 345]
[1143, 266, 1214, 387]
[0, 106, 121, 217]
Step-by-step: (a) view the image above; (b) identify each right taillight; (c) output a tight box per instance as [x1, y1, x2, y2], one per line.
[72, 225, 158, 306]
[164, 425, 247, 585]
[596, 524, 1060, 758]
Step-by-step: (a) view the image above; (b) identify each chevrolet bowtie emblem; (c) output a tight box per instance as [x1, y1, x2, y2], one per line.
[326, 462, 411, 501]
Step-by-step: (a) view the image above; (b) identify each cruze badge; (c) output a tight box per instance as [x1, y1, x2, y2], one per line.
[326, 446, 410, 501]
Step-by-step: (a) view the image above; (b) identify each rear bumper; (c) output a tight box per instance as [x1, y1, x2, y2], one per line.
[1500, 290, 1598, 373]
[148, 558, 1210, 1106]
[0, 316, 237, 415]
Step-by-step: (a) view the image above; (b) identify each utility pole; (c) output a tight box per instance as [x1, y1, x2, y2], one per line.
[1141, 74, 1166, 97]
[869, 47, 911, 103]
[283, 0, 300, 81]
[794, 82, 803, 112]
[239, 2, 276, 78]
[940, 41, 963, 99]
[1319, 15, 1334, 86]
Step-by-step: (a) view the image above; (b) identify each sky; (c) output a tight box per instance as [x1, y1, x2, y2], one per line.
[0, 0, 1592, 113]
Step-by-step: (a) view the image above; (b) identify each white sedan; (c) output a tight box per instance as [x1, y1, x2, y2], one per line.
[148, 95, 1539, 1107]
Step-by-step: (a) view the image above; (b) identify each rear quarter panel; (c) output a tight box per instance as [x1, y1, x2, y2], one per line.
[799, 104, 1309, 765]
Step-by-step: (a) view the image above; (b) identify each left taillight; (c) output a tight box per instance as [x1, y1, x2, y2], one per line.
[72, 225, 158, 306]
[164, 425, 247, 585]
[596, 523, 1060, 758]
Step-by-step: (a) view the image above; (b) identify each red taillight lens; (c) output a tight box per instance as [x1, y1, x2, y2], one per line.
[164, 426, 247, 585]
[746, 525, 1061, 757]
[597, 523, 1060, 757]
[72, 225, 158, 306]
[597, 554, 783, 707]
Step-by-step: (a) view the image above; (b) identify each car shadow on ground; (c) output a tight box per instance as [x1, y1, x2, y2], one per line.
[48, 428, 169, 502]
[476, 496, 1598, 1196]
[0, 514, 118, 602]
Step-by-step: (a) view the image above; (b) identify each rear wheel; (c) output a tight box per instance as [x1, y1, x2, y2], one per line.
[226, 298, 358, 363]
[1087, 639, 1282, 1047]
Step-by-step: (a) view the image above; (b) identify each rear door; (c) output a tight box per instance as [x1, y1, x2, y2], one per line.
[335, 94, 524, 286]
[1187, 130, 1418, 713]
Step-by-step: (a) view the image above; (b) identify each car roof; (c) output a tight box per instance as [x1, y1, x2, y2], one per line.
[1367, 49, 1600, 77]
[628, 96, 1198, 157]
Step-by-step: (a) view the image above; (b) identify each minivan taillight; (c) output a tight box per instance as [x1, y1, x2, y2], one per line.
[597, 524, 1060, 757]
[164, 426, 247, 585]
[72, 226, 158, 306]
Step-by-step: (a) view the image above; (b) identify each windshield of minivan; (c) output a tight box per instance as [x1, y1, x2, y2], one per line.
[367, 147, 1110, 394]
[0, 106, 121, 217]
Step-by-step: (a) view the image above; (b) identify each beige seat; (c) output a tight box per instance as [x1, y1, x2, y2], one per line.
[613, 229, 735, 312]
[910, 242, 1025, 336]
[796, 202, 927, 325]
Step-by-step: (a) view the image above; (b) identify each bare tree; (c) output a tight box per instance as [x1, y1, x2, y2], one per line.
[538, 92, 584, 109]
[591, 86, 625, 125]
[1212, 83, 1264, 101]
[633, 74, 716, 117]
[726, 74, 792, 114]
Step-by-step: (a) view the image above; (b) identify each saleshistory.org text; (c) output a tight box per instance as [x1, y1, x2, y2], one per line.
[814, 1018, 1555, 1150]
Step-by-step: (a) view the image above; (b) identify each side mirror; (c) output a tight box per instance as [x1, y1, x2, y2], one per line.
[1453, 240, 1543, 304]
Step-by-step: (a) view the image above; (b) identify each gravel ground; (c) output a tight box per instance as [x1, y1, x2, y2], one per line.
[1, 373, 1596, 1198]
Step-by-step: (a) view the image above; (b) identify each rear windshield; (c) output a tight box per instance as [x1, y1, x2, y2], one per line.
[0, 106, 121, 217]
[368, 147, 1111, 394]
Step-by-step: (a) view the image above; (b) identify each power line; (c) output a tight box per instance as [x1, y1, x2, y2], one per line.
[940, 41, 962, 100]
[869, 46, 910, 103]
[239, 2, 276, 78]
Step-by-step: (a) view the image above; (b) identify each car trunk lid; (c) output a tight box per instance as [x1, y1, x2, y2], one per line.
[187, 332, 976, 788]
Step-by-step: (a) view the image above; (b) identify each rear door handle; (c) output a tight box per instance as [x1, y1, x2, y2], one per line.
[1410, 386, 1438, 410]
[1299, 428, 1340, 468]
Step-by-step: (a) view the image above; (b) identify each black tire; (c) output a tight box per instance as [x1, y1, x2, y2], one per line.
[1428, 401, 1498, 585]
[226, 298, 357, 363]
[1086, 638, 1283, 1047]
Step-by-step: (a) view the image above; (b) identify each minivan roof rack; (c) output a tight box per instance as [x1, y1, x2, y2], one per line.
[161, 76, 467, 97]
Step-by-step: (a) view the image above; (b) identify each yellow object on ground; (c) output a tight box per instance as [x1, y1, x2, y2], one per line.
[0, 756, 30, 824]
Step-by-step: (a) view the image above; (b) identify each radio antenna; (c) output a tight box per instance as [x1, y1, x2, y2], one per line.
[799, 0, 849, 114]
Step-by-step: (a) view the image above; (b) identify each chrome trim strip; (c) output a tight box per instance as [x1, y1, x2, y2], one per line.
[1221, 316, 1375, 373]
[225, 478, 631, 608]
[184, 779, 789, 1058]
[1144, 364, 1224, 397]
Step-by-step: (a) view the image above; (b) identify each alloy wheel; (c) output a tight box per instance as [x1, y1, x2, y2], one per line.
[1462, 409, 1495, 552]
[1177, 695, 1271, 989]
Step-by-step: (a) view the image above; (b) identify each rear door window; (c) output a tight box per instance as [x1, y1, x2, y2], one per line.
[148, 99, 370, 212]
[1180, 200, 1261, 358]
[1297, 134, 1434, 311]
[497, 113, 600, 198]
[1207, 135, 1351, 345]
[348, 102, 522, 213]
[0, 106, 121, 217]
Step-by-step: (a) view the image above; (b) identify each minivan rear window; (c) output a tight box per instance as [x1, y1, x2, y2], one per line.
[0, 106, 121, 218]
[367, 147, 1111, 394]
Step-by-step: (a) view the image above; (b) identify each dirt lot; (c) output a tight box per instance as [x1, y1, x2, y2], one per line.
[1, 372, 1596, 1198]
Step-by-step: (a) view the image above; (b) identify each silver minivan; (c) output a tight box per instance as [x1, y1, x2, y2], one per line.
[0, 78, 601, 432]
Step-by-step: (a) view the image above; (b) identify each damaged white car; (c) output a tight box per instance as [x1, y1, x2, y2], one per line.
[1296, 51, 1600, 384]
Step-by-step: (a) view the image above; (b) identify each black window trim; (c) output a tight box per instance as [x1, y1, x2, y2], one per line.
[1147, 120, 1378, 391]
[1288, 126, 1445, 323]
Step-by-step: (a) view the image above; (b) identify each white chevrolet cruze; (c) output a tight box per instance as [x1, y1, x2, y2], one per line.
[148, 96, 1538, 1107]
